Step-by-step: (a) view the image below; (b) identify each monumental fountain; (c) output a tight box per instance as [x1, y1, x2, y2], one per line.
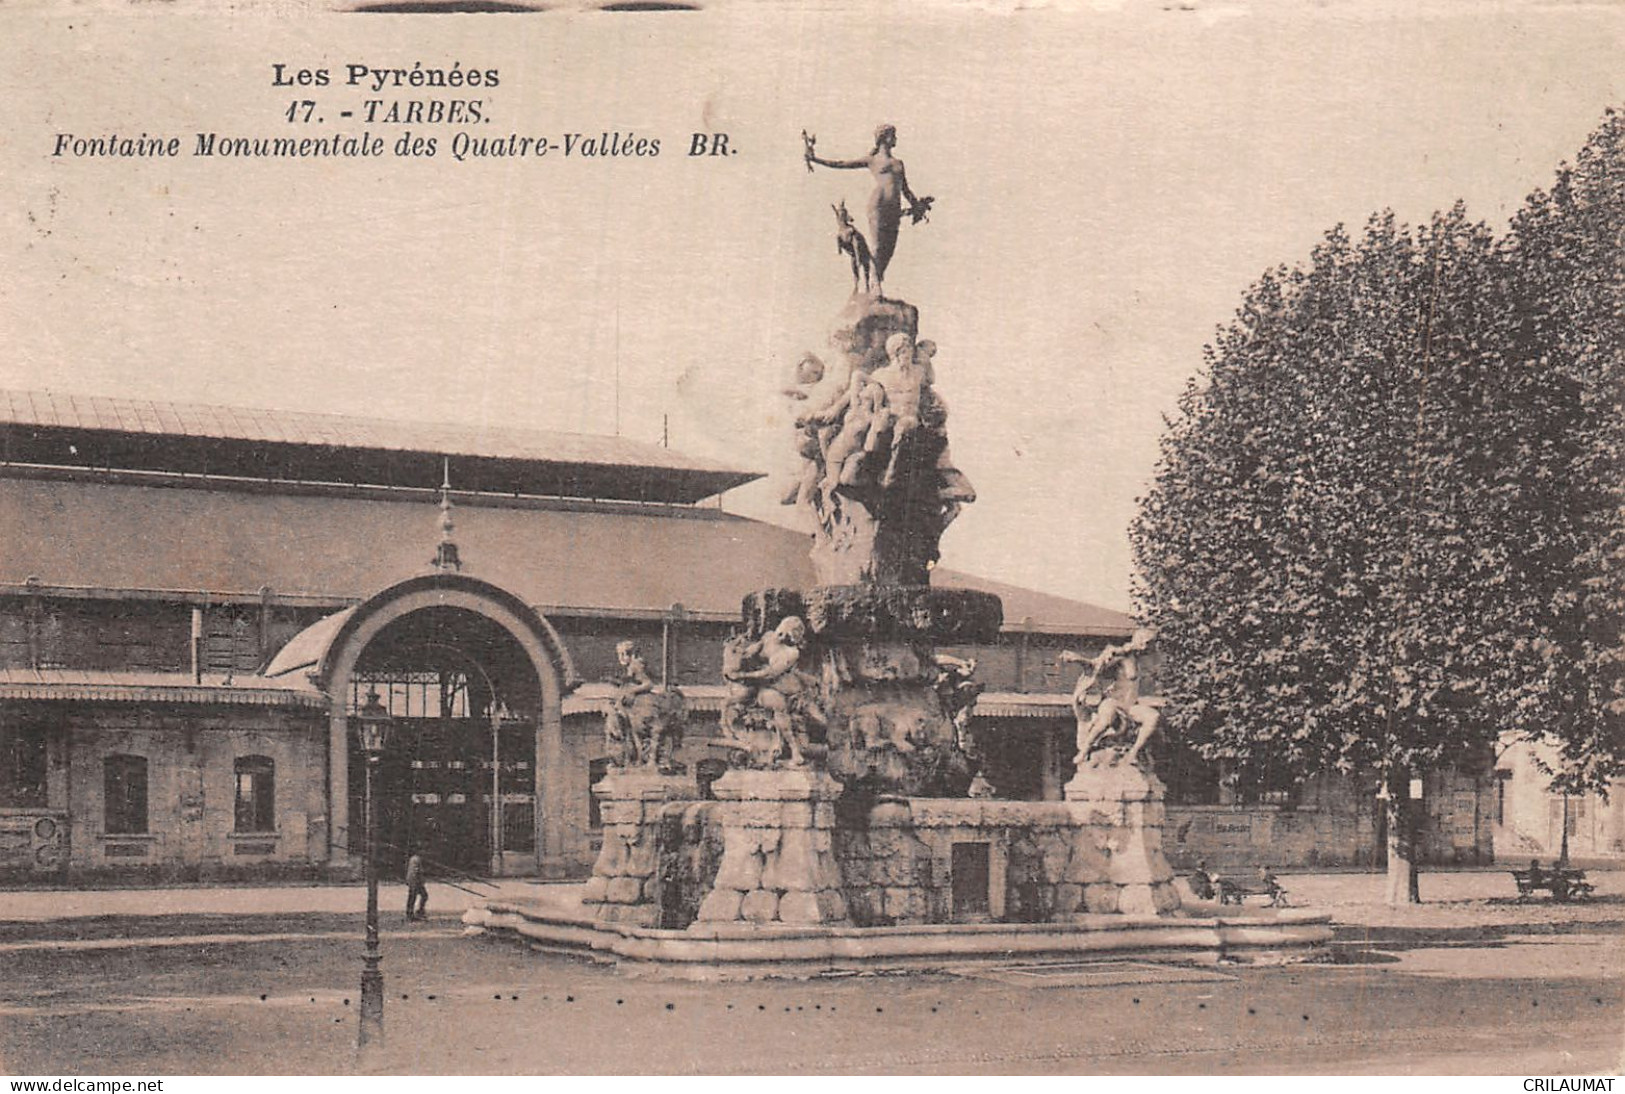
[463, 125, 1331, 977]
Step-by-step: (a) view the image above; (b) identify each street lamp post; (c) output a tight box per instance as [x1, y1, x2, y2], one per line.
[489, 704, 506, 878]
[1559, 791, 1572, 868]
[355, 689, 393, 1056]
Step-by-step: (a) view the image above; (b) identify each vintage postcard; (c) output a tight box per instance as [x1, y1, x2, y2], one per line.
[0, 0, 1621, 1078]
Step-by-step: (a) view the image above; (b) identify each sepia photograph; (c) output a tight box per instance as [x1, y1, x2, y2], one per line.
[0, 0, 1621, 1078]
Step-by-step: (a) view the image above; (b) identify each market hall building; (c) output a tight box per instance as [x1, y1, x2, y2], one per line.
[1, 389, 1601, 884]
[0, 389, 1147, 882]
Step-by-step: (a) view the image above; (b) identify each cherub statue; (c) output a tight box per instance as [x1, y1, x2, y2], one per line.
[805, 124, 933, 298]
[1059, 628, 1164, 767]
[913, 337, 940, 388]
[904, 337, 976, 529]
[719, 632, 758, 744]
[721, 616, 828, 768]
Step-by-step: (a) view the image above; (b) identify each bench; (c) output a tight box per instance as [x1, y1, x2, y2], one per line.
[1188, 872, 1289, 907]
[1216, 876, 1289, 908]
[1511, 868, 1595, 902]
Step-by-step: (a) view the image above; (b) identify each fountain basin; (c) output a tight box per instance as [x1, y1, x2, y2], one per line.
[464, 890, 1332, 980]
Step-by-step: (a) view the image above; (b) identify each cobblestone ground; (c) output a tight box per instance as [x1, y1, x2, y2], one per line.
[0, 869, 1619, 1075]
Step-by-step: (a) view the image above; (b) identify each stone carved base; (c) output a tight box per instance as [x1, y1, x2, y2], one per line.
[1064, 755, 1181, 916]
[728, 584, 999, 795]
[581, 770, 699, 927]
[693, 768, 850, 927]
[742, 585, 1004, 645]
[820, 672, 969, 796]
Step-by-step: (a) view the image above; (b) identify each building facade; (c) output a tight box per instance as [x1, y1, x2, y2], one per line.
[0, 388, 1549, 884]
[1494, 738, 1625, 863]
[0, 389, 1142, 881]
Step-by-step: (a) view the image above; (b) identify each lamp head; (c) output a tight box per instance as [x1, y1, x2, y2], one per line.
[355, 689, 393, 757]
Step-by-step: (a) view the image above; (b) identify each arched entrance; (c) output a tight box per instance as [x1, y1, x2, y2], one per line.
[266, 572, 576, 877]
[347, 606, 540, 876]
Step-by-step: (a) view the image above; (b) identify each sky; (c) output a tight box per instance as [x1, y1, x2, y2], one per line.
[2, 3, 1621, 612]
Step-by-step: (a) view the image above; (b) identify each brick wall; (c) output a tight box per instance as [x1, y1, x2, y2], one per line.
[1166, 768, 1494, 870]
[1167, 804, 1377, 870]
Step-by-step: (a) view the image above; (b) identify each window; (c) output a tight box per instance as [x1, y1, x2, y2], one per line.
[203, 609, 262, 675]
[104, 755, 148, 835]
[0, 721, 48, 808]
[37, 611, 66, 670]
[234, 756, 276, 833]
[588, 758, 611, 829]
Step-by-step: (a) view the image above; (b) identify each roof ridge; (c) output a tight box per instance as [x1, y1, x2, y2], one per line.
[0, 385, 724, 462]
[0, 386, 761, 503]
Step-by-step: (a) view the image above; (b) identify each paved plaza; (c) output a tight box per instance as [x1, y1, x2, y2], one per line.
[0, 868, 1620, 1075]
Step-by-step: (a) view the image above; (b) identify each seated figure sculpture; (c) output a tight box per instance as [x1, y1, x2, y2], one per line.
[915, 341, 976, 533]
[781, 310, 978, 585]
[818, 373, 887, 497]
[782, 353, 836, 511]
[931, 653, 983, 745]
[1060, 628, 1164, 768]
[603, 640, 687, 771]
[870, 331, 929, 488]
[720, 616, 828, 768]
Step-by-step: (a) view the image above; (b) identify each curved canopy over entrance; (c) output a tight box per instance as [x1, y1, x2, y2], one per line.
[268, 572, 576, 875]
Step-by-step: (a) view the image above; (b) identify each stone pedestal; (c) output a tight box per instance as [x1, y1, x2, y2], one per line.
[1065, 756, 1181, 916]
[581, 770, 699, 927]
[694, 768, 850, 927]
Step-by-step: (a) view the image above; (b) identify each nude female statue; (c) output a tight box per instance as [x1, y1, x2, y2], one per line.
[805, 124, 932, 297]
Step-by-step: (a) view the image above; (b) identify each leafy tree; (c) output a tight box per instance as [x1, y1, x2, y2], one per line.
[1132, 207, 1544, 904]
[1136, 112, 1624, 903]
[1503, 110, 1625, 801]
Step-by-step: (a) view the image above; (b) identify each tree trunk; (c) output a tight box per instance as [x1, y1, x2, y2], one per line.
[1383, 777, 1422, 905]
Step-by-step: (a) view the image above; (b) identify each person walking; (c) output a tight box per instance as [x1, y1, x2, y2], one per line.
[405, 851, 428, 921]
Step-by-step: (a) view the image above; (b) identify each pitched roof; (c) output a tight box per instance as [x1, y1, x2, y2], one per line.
[0, 471, 1131, 637]
[0, 473, 815, 616]
[931, 569, 1133, 636]
[0, 668, 326, 708]
[0, 388, 759, 504]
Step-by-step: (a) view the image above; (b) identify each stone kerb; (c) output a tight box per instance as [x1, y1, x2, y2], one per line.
[582, 770, 699, 927]
[694, 768, 849, 928]
[1065, 759, 1181, 916]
